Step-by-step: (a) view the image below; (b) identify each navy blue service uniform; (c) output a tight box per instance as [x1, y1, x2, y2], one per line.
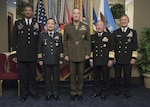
[113, 28, 138, 97]
[11, 18, 41, 98]
[38, 31, 63, 97]
[90, 32, 115, 99]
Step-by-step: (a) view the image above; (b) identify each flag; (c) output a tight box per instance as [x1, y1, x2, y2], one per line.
[93, 8, 97, 32]
[89, 0, 93, 34]
[34, 0, 47, 31]
[97, 0, 116, 33]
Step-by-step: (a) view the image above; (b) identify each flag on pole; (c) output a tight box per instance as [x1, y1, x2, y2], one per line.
[97, 0, 116, 33]
[34, 0, 47, 31]
[93, 8, 97, 32]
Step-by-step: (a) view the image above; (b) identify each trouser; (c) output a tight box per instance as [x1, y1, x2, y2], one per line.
[18, 61, 37, 97]
[70, 61, 85, 96]
[93, 65, 110, 96]
[44, 64, 59, 96]
[114, 64, 132, 95]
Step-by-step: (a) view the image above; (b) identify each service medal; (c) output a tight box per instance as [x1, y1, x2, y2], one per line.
[56, 43, 59, 46]
[103, 44, 106, 47]
[128, 38, 131, 42]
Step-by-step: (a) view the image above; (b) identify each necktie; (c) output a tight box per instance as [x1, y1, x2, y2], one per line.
[49, 33, 53, 38]
[123, 28, 125, 32]
[28, 19, 30, 25]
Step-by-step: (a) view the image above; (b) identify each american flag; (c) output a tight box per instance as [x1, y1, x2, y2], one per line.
[34, 0, 47, 30]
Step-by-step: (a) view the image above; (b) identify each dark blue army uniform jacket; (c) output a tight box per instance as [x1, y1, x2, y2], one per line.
[37, 31, 63, 65]
[90, 32, 115, 66]
[11, 18, 41, 62]
[113, 28, 138, 64]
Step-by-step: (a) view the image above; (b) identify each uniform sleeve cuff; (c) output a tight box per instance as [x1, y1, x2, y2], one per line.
[132, 51, 138, 58]
[109, 51, 115, 59]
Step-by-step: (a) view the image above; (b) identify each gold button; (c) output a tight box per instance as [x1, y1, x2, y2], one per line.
[28, 37, 30, 39]
[125, 51, 127, 53]
[100, 54, 102, 56]
[101, 46, 103, 48]
[28, 41, 30, 43]
[126, 42, 128, 44]
[96, 46, 98, 48]
[28, 29, 30, 31]
[75, 41, 79, 45]
[96, 54, 98, 56]
[100, 50, 102, 52]
[96, 50, 98, 52]
[28, 33, 30, 35]
[119, 46, 121, 48]
[119, 41, 121, 43]
[118, 51, 121, 53]
[125, 47, 127, 49]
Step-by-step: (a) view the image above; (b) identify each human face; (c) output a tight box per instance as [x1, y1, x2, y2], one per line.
[120, 16, 129, 28]
[96, 21, 105, 32]
[46, 19, 55, 31]
[23, 7, 33, 19]
[72, 8, 80, 22]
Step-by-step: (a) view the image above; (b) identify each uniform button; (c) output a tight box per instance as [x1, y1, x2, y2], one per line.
[28, 29, 30, 31]
[28, 33, 30, 35]
[51, 49, 53, 51]
[51, 52, 53, 54]
[21, 31, 23, 33]
[125, 47, 127, 49]
[126, 42, 128, 44]
[100, 50, 102, 52]
[28, 41, 30, 43]
[96, 54, 98, 56]
[96, 46, 98, 48]
[100, 54, 102, 56]
[101, 46, 103, 48]
[119, 41, 121, 43]
[119, 46, 121, 48]
[51, 46, 53, 47]
[96, 50, 98, 52]
[75, 41, 79, 45]
[51, 42, 52, 44]
[118, 51, 121, 53]
[125, 51, 127, 53]
[28, 37, 30, 39]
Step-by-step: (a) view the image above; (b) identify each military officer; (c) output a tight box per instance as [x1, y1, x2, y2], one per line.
[90, 20, 114, 101]
[63, 8, 91, 101]
[113, 15, 138, 100]
[11, 5, 40, 102]
[38, 18, 63, 101]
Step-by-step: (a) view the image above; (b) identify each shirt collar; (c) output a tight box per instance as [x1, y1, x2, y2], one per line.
[121, 27, 128, 32]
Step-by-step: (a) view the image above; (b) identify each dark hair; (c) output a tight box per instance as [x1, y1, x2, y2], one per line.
[46, 18, 56, 24]
[23, 5, 33, 11]
[120, 14, 129, 19]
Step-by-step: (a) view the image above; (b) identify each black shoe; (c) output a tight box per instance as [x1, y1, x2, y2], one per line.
[54, 96, 60, 101]
[113, 93, 119, 97]
[126, 95, 131, 100]
[78, 95, 83, 101]
[101, 96, 106, 101]
[32, 95, 40, 100]
[90, 93, 99, 98]
[44, 95, 52, 101]
[20, 96, 27, 102]
[69, 95, 76, 101]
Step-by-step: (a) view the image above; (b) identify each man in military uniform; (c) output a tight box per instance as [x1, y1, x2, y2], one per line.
[113, 15, 138, 100]
[63, 8, 91, 101]
[38, 18, 63, 101]
[11, 5, 40, 102]
[90, 20, 114, 101]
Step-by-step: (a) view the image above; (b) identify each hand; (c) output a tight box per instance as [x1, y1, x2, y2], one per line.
[113, 58, 116, 64]
[89, 60, 93, 67]
[12, 58, 17, 63]
[85, 55, 90, 60]
[39, 61, 43, 65]
[59, 61, 63, 64]
[107, 60, 113, 67]
[64, 56, 69, 61]
[130, 58, 136, 65]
